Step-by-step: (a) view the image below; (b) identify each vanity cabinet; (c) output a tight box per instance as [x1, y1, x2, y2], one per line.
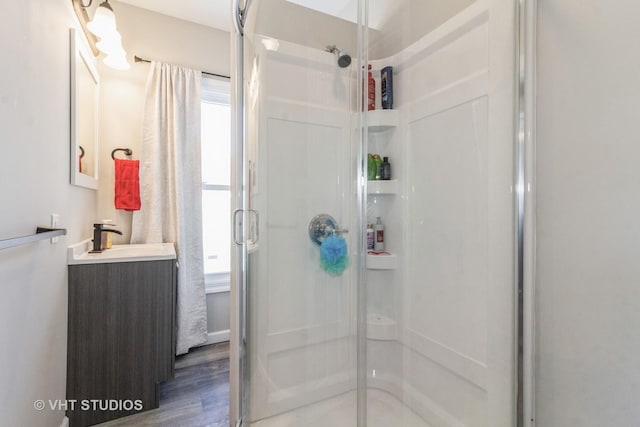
[66, 254, 177, 427]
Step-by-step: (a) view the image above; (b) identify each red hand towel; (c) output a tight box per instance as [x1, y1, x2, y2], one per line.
[114, 158, 141, 211]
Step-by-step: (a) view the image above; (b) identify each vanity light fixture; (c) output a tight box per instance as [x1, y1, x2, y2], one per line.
[72, 0, 130, 70]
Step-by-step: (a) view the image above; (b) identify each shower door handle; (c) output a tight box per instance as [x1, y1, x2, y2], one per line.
[248, 209, 259, 245]
[233, 209, 243, 245]
[233, 209, 260, 245]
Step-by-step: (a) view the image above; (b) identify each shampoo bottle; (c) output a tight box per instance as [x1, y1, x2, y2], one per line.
[373, 154, 382, 180]
[368, 154, 376, 180]
[368, 65, 375, 111]
[374, 217, 385, 251]
[367, 224, 374, 250]
[381, 157, 391, 180]
[381, 66, 393, 109]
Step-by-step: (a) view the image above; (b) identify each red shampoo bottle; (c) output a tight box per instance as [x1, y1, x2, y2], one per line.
[368, 64, 375, 111]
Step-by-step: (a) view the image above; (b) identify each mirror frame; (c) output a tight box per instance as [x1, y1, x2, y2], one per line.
[70, 27, 100, 190]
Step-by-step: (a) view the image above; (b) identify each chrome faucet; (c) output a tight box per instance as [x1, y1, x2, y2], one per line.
[90, 223, 123, 253]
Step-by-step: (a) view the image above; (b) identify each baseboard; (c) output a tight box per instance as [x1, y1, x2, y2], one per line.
[60, 416, 69, 427]
[205, 329, 230, 345]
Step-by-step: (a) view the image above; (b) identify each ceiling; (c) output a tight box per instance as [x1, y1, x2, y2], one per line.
[117, 0, 232, 31]
[116, 0, 400, 32]
[285, 0, 401, 29]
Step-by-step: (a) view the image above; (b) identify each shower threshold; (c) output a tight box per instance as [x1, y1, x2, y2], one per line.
[250, 388, 432, 427]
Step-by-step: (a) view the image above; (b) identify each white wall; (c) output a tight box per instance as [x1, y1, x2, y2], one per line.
[0, 1, 98, 426]
[206, 291, 230, 341]
[369, 0, 477, 59]
[536, 1, 640, 425]
[246, 0, 362, 59]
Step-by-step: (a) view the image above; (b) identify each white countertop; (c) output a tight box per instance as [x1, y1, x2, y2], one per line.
[68, 240, 177, 265]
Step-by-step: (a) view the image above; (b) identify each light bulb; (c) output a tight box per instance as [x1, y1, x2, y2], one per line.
[96, 32, 123, 55]
[104, 53, 130, 70]
[87, 2, 116, 38]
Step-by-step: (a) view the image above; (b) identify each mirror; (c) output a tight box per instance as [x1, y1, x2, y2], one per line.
[70, 28, 99, 189]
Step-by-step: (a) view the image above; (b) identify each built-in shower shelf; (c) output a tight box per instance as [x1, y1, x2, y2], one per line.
[368, 180, 398, 195]
[367, 314, 397, 340]
[367, 252, 397, 270]
[367, 109, 400, 131]
[353, 109, 400, 131]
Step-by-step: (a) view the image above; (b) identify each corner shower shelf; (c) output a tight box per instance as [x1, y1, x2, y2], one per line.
[354, 109, 400, 132]
[368, 180, 398, 195]
[367, 109, 400, 132]
[367, 313, 397, 341]
[367, 252, 397, 270]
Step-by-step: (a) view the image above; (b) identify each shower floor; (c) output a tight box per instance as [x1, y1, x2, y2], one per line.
[251, 388, 432, 427]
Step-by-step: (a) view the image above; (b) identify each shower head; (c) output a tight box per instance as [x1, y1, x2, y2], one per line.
[337, 51, 352, 68]
[326, 45, 352, 68]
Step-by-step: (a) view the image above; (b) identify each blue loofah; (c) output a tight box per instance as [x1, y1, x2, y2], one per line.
[321, 255, 348, 275]
[320, 235, 348, 275]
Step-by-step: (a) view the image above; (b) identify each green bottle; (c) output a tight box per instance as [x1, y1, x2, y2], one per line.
[373, 154, 382, 180]
[368, 154, 376, 180]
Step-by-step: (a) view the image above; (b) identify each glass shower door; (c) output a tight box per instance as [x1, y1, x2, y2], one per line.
[233, 1, 365, 425]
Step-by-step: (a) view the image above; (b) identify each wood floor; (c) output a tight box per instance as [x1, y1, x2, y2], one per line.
[97, 342, 230, 427]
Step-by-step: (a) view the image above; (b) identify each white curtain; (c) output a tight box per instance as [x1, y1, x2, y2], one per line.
[131, 62, 207, 355]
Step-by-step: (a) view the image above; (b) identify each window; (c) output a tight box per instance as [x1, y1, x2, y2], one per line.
[201, 76, 231, 291]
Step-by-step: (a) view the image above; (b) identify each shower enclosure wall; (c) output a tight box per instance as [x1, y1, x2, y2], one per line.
[231, 1, 518, 426]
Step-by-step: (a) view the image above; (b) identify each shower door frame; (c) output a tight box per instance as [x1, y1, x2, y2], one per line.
[230, 0, 249, 425]
[517, 0, 537, 426]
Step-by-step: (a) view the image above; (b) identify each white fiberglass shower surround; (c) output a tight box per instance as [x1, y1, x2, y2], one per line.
[230, 1, 520, 426]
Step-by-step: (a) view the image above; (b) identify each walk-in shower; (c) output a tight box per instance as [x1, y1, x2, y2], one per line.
[231, 1, 520, 426]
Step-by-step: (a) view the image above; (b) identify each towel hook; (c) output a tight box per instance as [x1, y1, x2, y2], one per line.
[111, 148, 133, 160]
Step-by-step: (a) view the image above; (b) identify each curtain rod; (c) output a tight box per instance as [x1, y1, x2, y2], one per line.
[134, 55, 230, 80]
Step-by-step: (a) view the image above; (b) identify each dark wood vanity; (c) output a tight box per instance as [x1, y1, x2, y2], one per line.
[66, 243, 177, 427]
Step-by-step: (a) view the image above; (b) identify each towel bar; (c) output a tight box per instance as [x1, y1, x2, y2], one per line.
[0, 227, 67, 251]
[111, 148, 133, 160]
